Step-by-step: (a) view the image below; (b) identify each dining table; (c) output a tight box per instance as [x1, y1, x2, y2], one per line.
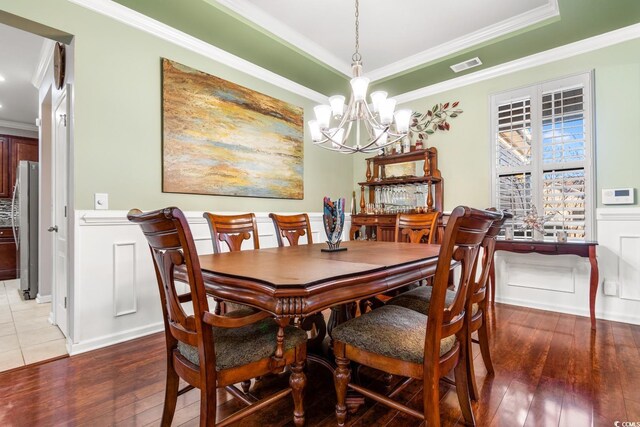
[197, 239, 440, 408]
[198, 240, 440, 353]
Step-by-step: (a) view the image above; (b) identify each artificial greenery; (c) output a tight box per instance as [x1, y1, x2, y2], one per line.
[410, 101, 463, 142]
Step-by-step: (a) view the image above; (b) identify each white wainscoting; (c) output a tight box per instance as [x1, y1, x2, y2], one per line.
[494, 207, 640, 325]
[70, 210, 351, 355]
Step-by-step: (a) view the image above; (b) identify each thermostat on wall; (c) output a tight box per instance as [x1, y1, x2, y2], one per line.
[602, 188, 635, 205]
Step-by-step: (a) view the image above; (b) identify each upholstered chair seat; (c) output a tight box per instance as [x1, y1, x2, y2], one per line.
[178, 313, 307, 370]
[387, 286, 479, 317]
[332, 305, 456, 363]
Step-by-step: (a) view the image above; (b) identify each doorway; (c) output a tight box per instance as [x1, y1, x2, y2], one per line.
[0, 21, 72, 372]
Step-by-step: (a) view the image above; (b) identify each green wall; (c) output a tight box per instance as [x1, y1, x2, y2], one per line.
[384, 38, 640, 211]
[0, 0, 353, 212]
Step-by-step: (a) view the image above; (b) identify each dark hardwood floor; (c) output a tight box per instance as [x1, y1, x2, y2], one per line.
[1, 303, 639, 426]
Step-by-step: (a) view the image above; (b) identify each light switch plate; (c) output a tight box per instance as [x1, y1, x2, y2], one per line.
[94, 193, 109, 210]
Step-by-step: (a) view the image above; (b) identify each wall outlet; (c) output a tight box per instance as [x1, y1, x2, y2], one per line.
[603, 280, 618, 297]
[94, 193, 109, 210]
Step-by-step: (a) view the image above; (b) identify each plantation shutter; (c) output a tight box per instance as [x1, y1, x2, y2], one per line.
[494, 97, 534, 237]
[541, 87, 587, 239]
[491, 73, 593, 241]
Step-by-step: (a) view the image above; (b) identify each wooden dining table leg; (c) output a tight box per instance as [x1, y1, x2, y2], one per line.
[589, 245, 599, 330]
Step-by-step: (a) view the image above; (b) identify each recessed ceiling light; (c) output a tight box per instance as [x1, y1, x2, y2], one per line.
[0, 75, 5, 82]
[0, 104, 3, 108]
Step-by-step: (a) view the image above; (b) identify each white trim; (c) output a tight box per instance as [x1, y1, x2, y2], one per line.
[78, 210, 346, 226]
[597, 208, 640, 221]
[31, 39, 55, 89]
[112, 241, 138, 317]
[214, 0, 351, 76]
[495, 298, 640, 326]
[215, 0, 558, 82]
[395, 23, 640, 104]
[489, 72, 594, 240]
[0, 119, 38, 132]
[68, 322, 164, 355]
[36, 294, 53, 304]
[367, 0, 559, 82]
[68, 0, 328, 103]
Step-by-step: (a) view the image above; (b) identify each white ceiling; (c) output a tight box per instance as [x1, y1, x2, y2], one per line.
[0, 22, 44, 126]
[214, 0, 558, 80]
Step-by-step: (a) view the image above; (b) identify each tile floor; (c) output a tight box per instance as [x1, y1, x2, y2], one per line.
[0, 279, 67, 372]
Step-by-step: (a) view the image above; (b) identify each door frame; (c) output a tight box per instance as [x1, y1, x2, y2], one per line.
[50, 85, 72, 338]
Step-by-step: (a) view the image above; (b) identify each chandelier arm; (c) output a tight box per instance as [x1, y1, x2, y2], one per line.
[361, 100, 382, 127]
[318, 121, 355, 150]
[314, 143, 359, 153]
[337, 95, 356, 128]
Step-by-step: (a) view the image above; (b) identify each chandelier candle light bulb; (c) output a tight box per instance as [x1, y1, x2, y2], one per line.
[370, 91, 388, 113]
[329, 95, 346, 117]
[314, 105, 332, 129]
[308, 0, 411, 154]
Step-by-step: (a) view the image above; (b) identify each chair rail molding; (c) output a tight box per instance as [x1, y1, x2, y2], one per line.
[70, 210, 351, 355]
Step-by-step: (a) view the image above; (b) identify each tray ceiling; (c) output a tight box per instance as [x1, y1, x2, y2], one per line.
[212, 0, 556, 80]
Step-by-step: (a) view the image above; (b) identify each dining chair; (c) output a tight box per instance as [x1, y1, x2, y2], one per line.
[269, 213, 313, 247]
[359, 211, 442, 315]
[269, 212, 328, 353]
[332, 206, 502, 427]
[386, 209, 509, 401]
[203, 212, 260, 254]
[463, 209, 510, 399]
[202, 212, 260, 316]
[394, 211, 441, 244]
[128, 207, 307, 427]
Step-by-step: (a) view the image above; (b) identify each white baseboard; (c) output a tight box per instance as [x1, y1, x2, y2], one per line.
[69, 322, 164, 355]
[496, 296, 640, 326]
[36, 294, 52, 304]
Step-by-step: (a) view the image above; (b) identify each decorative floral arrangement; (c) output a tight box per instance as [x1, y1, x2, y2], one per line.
[410, 101, 463, 142]
[517, 205, 551, 232]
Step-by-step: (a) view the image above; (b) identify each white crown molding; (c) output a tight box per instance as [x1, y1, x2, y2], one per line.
[597, 207, 640, 221]
[212, 0, 558, 82]
[395, 22, 640, 104]
[31, 39, 55, 89]
[366, 0, 559, 82]
[68, 0, 329, 103]
[213, 0, 352, 77]
[0, 119, 38, 132]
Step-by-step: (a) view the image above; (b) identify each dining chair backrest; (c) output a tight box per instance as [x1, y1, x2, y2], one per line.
[269, 213, 313, 247]
[203, 213, 260, 253]
[128, 207, 214, 373]
[394, 212, 441, 244]
[467, 209, 512, 305]
[426, 206, 503, 357]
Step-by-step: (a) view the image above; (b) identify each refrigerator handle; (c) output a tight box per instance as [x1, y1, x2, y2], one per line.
[11, 177, 19, 248]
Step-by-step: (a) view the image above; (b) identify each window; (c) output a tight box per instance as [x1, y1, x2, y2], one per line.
[491, 73, 594, 240]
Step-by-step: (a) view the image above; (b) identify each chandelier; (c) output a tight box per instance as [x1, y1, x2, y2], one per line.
[308, 0, 411, 154]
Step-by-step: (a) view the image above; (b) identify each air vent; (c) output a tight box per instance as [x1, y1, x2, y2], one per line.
[450, 57, 482, 73]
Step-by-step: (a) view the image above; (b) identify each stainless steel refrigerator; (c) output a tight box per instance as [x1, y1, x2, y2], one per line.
[11, 161, 39, 300]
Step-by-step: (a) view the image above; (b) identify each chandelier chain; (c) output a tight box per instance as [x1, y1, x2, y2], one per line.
[352, 0, 361, 62]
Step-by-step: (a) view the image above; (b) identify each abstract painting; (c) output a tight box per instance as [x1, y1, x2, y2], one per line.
[162, 59, 304, 199]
